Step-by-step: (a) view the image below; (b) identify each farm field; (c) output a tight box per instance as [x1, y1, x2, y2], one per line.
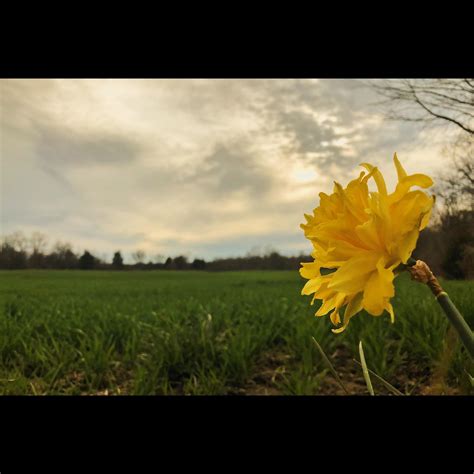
[0, 270, 472, 395]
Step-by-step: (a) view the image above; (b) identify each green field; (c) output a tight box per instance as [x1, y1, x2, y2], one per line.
[0, 270, 472, 395]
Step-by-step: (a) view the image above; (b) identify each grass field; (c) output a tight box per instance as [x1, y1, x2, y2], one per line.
[0, 270, 472, 395]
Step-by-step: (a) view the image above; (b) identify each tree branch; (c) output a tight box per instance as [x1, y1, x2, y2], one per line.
[412, 87, 474, 134]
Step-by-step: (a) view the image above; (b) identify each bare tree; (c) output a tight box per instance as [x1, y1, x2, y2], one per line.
[4, 231, 28, 253]
[372, 79, 474, 135]
[132, 249, 146, 264]
[153, 254, 165, 264]
[29, 231, 49, 255]
[52, 241, 73, 255]
[437, 134, 474, 214]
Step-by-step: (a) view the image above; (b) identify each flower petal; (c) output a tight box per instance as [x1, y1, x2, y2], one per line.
[327, 253, 379, 294]
[363, 259, 395, 316]
[393, 152, 407, 180]
[301, 275, 327, 295]
[360, 163, 388, 196]
[332, 292, 364, 333]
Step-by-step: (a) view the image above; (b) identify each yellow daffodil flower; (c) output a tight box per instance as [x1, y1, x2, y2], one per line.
[300, 153, 434, 333]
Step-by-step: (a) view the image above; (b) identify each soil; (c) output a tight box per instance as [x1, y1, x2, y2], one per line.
[238, 345, 464, 396]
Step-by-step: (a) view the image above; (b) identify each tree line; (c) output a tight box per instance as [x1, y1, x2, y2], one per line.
[1, 211, 473, 277]
[0, 233, 313, 271]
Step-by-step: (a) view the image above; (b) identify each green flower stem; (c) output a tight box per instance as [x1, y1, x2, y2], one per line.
[436, 292, 474, 360]
[407, 259, 474, 360]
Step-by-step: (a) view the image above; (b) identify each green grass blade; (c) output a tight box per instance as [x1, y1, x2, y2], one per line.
[311, 337, 348, 395]
[358, 341, 375, 396]
[353, 359, 404, 396]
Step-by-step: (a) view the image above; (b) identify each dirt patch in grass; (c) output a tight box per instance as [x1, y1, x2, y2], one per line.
[316, 345, 433, 395]
[239, 345, 465, 396]
[49, 346, 466, 395]
[230, 351, 291, 395]
[53, 367, 135, 395]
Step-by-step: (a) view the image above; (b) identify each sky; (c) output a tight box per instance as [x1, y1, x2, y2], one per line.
[0, 79, 453, 263]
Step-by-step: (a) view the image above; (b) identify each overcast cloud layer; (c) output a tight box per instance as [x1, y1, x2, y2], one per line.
[0, 79, 449, 262]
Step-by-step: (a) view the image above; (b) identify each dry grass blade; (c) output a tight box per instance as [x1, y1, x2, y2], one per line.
[465, 370, 474, 388]
[311, 337, 349, 395]
[353, 359, 404, 396]
[359, 341, 375, 396]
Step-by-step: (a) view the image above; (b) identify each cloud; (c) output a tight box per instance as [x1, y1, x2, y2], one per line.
[34, 125, 143, 168]
[189, 140, 275, 198]
[1, 79, 447, 260]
